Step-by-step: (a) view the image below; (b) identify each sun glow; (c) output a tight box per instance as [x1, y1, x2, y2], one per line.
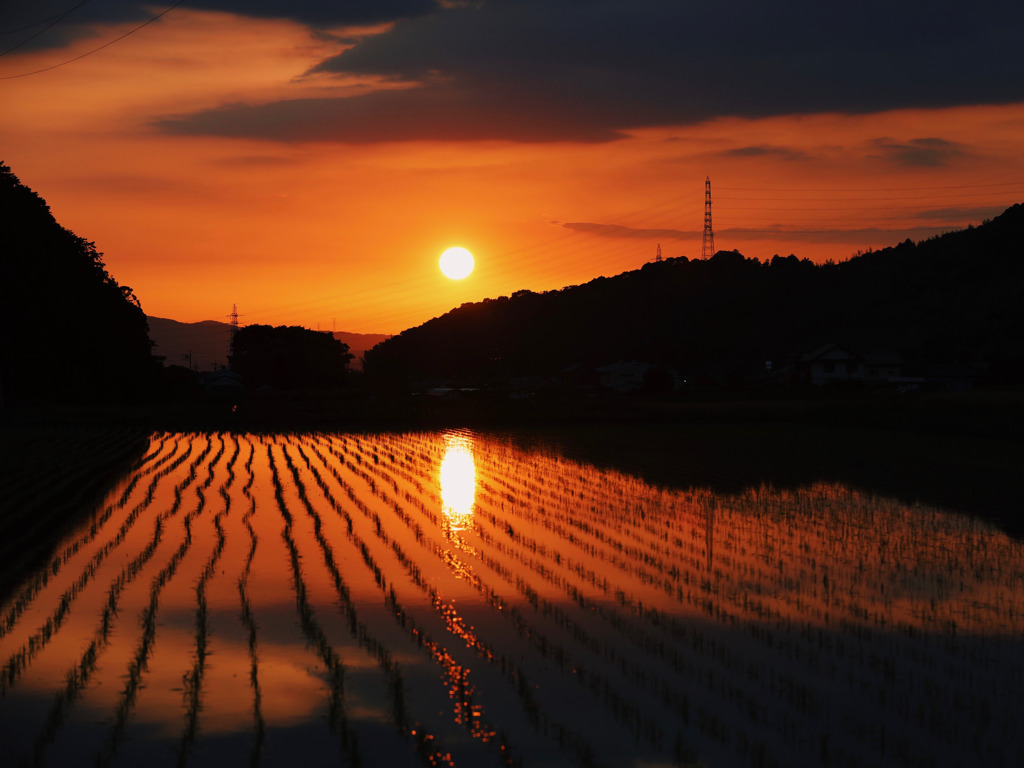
[439, 433, 476, 530]
[439, 246, 474, 280]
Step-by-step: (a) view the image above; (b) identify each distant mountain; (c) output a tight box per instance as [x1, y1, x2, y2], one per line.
[365, 203, 1024, 384]
[146, 317, 234, 371]
[146, 317, 388, 372]
[332, 331, 391, 369]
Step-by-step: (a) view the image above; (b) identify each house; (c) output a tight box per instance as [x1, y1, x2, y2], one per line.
[201, 368, 244, 391]
[798, 343, 907, 386]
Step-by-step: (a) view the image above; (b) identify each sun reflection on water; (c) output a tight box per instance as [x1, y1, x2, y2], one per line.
[439, 432, 476, 531]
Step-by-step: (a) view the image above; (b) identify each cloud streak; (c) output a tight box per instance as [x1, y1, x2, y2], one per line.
[869, 137, 969, 167]
[563, 221, 962, 247]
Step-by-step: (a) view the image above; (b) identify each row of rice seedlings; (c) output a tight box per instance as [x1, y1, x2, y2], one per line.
[15, 431, 1013, 768]
[314, 434, 671, 764]
[265, 442, 364, 767]
[466, 482, 818, 766]
[466, 438, 1024, 768]
[0, 434, 181, 642]
[386, 438, 727, 760]
[0, 428, 154, 605]
[92, 434, 221, 767]
[0, 436, 195, 692]
[284, 435, 1024, 767]
[514, 462, 716, 586]
[0, 427, 147, 555]
[473, 456, 901, 762]
[385, 436, 921, 765]
[235, 438, 265, 768]
[0, 425, 131, 508]
[177, 434, 237, 767]
[297, 437, 531, 767]
[288, 437, 487, 768]
[385, 433, 728, 764]
[23, 435, 217, 766]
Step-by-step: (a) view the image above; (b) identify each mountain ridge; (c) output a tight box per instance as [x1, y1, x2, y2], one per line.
[364, 203, 1024, 384]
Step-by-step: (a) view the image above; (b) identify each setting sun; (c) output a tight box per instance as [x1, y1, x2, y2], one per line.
[439, 247, 475, 280]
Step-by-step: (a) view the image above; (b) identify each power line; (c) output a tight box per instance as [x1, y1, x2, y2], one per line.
[718, 181, 1024, 193]
[0, 0, 185, 80]
[0, 5, 94, 36]
[0, 0, 92, 58]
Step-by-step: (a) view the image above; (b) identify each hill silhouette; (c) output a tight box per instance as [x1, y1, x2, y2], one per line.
[365, 204, 1024, 385]
[1, 162, 158, 406]
[147, 316, 234, 371]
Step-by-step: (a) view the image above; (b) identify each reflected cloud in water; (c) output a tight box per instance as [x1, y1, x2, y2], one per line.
[439, 432, 476, 531]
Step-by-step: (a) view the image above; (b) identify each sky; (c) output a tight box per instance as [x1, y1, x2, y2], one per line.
[3, 0, 1024, 334]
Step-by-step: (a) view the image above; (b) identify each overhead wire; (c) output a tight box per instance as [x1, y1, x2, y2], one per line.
[228, 177, 1021, 331]
[0, 0, 92, 57]
[0, 0, 186, 79]
[0, 5, 95, 36]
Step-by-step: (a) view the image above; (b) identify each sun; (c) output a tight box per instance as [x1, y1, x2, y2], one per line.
[439, 246, 474, 280]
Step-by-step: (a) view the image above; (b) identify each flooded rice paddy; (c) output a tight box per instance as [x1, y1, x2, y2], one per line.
[2, 430, 1022, 767]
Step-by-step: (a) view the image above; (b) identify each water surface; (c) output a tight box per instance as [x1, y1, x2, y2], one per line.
[2, 430, 1021, 767]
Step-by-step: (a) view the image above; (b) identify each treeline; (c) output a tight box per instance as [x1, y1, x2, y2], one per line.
[0, 163, 159, 405]
[230, 324, 353, 389]
[365, 204, 1024, 384]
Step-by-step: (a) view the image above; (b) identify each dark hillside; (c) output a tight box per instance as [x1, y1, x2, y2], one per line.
[365, 204, 1024, 384]
[0, 162, 158, 405]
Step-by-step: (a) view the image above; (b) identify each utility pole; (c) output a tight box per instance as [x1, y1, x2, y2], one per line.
[655, 243, 662, 262]
[701, 176, 715, 259]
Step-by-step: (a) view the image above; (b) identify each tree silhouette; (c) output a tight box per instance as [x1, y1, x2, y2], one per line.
[0, 162, 158, 406]
[229, 325, 353, 389]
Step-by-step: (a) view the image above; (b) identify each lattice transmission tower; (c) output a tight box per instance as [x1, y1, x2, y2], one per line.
[227, 303, 241, 336]
[701, 176, 715, 259]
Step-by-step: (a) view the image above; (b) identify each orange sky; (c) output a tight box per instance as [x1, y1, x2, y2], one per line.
[3, 6, 1024, 334]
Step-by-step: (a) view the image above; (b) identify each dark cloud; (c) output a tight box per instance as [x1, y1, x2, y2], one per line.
[868, 137, 969, 167]
[0, 0, 436, 53]
[13, 1, 1020, 142]
[157, 89, 625, 143]
[563, 223, 696, 239]
[720, 145, 809, 161]
[184, 0, 437, 27]
[159, 0, 1024, 143]
[0, 1, 151, 53]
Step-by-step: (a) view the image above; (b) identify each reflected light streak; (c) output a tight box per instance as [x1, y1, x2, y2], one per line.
[439, 433, 476, 531]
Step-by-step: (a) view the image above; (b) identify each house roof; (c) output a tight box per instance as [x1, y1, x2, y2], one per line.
[799, 343, 863, 362]
[800, 343, 904, 366]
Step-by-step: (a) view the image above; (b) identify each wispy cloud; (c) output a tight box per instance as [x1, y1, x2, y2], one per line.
[562, 223, 696, 240]
[719, 145, 809, 161]
[869, 137, 970, 167]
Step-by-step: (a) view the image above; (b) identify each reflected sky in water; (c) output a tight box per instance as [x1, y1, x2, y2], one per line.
[0, 430, 1021, 768]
